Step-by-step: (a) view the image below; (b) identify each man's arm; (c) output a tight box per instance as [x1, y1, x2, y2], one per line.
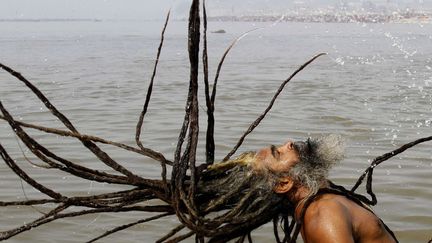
[302, 200, 355, 243]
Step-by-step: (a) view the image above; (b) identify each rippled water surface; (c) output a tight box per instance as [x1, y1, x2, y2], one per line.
[0, 20, 431, 242]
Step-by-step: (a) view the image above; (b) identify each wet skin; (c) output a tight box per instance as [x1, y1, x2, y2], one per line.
[302, 193, 397, 243]
[253, 140, 397, 243]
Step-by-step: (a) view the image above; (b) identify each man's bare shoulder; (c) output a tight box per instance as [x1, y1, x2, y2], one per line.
[302, 194, 397, 243]
[305, 194, 350, 219]
[302, 195, 354, 243]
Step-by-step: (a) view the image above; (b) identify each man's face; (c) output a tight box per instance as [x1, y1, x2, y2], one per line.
[253, 141, 301, 174]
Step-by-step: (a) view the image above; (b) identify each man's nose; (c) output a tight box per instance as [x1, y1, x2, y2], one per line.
[281, 141, 294, 150]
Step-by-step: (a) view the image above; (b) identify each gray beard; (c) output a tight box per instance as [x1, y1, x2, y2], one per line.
[290, 134, 345, 195]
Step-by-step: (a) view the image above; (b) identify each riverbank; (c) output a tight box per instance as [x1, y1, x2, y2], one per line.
[207, 12, 431, 24]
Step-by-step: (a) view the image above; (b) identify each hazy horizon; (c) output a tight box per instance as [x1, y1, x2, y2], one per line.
[1, 0, 430, 20]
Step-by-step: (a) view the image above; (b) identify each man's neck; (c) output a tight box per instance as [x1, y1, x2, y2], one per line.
[286, 186, 311, 219]
[287, 186, 310, 205]
[287, 183, 329, 219]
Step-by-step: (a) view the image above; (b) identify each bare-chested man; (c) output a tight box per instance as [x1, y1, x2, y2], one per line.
[252, 135, 397, 243]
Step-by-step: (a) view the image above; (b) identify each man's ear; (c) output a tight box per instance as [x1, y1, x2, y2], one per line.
[274, 177, 294, 194]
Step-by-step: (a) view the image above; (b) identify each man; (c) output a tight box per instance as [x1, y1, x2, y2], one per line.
[252, 135, 397, 243]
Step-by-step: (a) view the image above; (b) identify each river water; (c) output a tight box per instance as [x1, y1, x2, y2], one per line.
[0, 19, 431, 242]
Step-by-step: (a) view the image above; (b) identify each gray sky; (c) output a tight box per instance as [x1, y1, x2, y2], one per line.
[0, 0, 428, 20]
[0, 0, 179, 20]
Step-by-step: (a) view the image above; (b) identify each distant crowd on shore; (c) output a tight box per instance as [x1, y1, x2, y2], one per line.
[207, 12, 431, 24]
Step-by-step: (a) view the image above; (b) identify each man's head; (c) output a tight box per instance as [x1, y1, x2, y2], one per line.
[252, 134, 345, 196]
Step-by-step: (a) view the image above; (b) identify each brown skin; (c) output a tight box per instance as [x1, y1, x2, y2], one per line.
[253, 141, 396, 243]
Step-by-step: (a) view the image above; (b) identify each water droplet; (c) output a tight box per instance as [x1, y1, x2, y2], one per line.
[335, 57, 344, 65]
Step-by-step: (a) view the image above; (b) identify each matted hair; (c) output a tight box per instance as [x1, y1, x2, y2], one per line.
[196, 152, 288, 241]
[289, 134, 345, 194]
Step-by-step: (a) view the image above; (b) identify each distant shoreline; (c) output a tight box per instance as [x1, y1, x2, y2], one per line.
[2, 13, 431, 24]
[208, 13, 432, 23]
[207, 13, 431, 24]
[0, 18, 102, 22]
